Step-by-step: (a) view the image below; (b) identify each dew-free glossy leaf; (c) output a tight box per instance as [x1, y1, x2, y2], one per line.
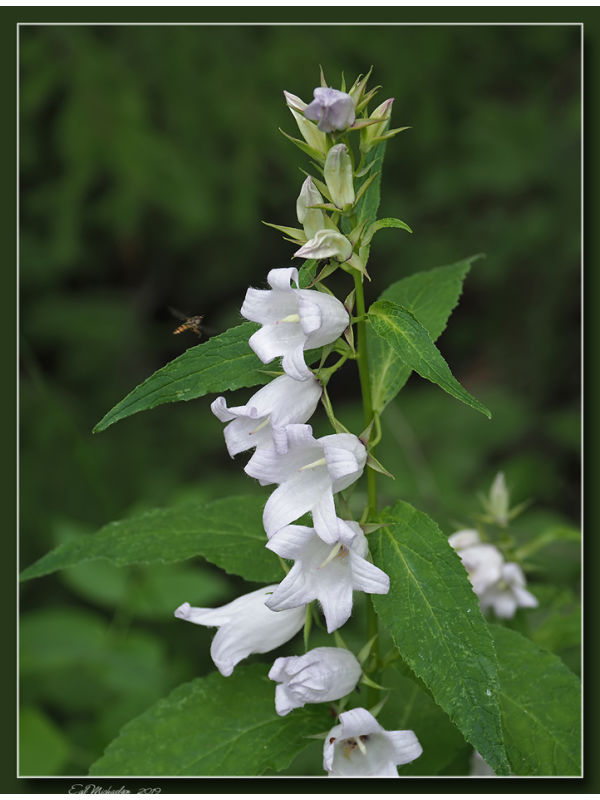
[491, 624, 581, 776]
[20, 495, 281, 583]
[368, 299, 490, 418]
[89, 664, 330, 776]
[368, 257, 480, 412]
[370, 500, 509, 775]
[94, 322, 268, 432]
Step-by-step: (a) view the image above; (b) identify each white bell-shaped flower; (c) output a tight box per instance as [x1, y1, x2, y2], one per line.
[211, 374, 322, 465]
[245, 423, 367, 543]
[241, 267, 349, 381]
[293, 229, 353, 263]
[323, 707, 422, 777]
[304, 87, 356, 133]
[479, 562, 538, 619]
[174, 586, 305, 677]
[269, 646, 361, 716]
[265, 520, 389, 632]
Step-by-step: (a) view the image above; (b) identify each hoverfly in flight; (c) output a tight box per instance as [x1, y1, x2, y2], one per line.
[169, 307, 205, 338]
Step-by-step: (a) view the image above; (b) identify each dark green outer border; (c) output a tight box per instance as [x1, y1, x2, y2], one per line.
[4, 4, 595, 794]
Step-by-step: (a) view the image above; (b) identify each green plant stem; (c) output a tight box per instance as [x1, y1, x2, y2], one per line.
[353, 270, 381, 705]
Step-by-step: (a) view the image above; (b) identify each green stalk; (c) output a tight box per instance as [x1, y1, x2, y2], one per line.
[352, 270, 380, 705]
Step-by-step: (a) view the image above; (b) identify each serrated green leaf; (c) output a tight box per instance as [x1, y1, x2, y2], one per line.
[20, 495, 281, 583]
[94, 322, 268, 432]
[370, 500, 510, 775]
[89, 664, 330, 776]
[491, 624, 581, 776]
[368, 299, 490, 418]
[381, 667, 471, 777]
[368, 257, 481, 412]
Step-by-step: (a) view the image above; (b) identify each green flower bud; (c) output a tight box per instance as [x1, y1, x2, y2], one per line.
[296, 177, 326, 240]
[289, 108, 328, 155]
[361, 97, 394, 152]
[324, 144, 355, 210]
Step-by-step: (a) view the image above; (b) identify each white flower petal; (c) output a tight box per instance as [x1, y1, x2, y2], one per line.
[266, 524, 315, 560]
[448, 529, 481, 550]
[267, 267, 299, 291]
[349, 551, 390, 595]
[386, 730, 424, 765]
[174, 586, 305, 677]
[281, 343, 312, 380]
[512, 585, 538, 609]
[265, 561, 313, 611]
[263, 470, 331, 537]
[312, 489, 341, 545]
[210, 396, 237, 423]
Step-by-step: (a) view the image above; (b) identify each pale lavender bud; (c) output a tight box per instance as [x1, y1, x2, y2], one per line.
[324, 144, 355, 209]
[304, 87, 356, 133]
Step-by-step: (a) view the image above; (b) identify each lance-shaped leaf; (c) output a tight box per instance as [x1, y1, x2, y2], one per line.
[94, 323, 321, 433]
[491, 624, 581, 776]
[367, 257, 480, 412]
[368, 299, 490, 418]
[89, 664, 331, 776]
[370, 500, 510, 775]
[20, 495, 281, 584]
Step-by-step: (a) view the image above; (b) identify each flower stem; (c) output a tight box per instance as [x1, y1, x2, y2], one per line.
[352, 270, 381, 703]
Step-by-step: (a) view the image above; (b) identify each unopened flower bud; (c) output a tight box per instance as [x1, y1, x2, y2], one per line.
[289, 108, 328, 155]
[489, 472, 509, 526]
[361, 97, 394, 151]
[297, 177, 326, 239]
[324, 144, 355, 209]
[304, 87, 356, 133]
[269, 647, 361, 716]
[294, 229, 353, 262]
[283, 90, 307, 113]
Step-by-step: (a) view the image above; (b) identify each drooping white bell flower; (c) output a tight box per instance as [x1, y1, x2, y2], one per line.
[323, 707, 422, 777]
[293, 229, 353, 263]
[268, 646, 361, 716]
[448, 528, 481, 551]
[304, 87, 356, 133]
[241, 267, 349, 382]
[210, 374, 322, 465]
[478, 562, 538, 619]
[265, 521, 389, 632]
[174, 586, 305, 677]
[245, 423, 367, 543]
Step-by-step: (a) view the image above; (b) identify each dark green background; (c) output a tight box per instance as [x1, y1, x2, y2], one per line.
[15, 14, 582, 786]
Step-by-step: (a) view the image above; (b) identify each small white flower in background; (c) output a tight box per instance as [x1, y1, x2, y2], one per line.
[489, 471, 510, 526]
[470, 749, 496, 777]
[450, 533, 504, 596]
[241, 267, 349, 382]
[265, 520, 389, 632]
[211, 374, 321, 463]
[293, 229, 353, 263]
[296, 176, 327, 240]
[269, 646, 361, 716]
[174, 586, 305, 677]
[323, 707, 422, 777]
[448, 528, 481, 551]
[245, 423, 367, 543]
[479, 562, 538, 619]
[324, 144, 355, 209]
[304, 87, 356, 133]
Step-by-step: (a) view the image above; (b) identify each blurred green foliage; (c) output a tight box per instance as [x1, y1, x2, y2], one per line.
[19, 24, 580, 776]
